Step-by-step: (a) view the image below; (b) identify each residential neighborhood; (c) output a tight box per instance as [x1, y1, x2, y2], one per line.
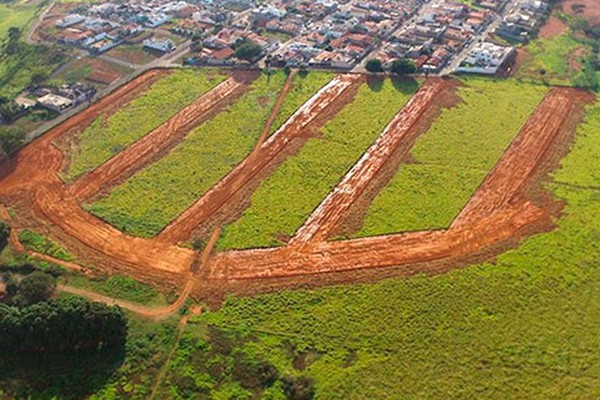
[45, 0, 550, 73]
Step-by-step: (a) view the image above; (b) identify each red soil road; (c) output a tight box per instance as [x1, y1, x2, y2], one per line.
[0, 69, 196, 274]
[206, 87, 582, 280]
[290, 79, 448, 247]
[68, 74, 254, 201]
[156, 74, 362, 244]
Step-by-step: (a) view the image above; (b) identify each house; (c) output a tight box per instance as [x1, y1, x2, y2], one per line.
[143, 38, 177, 52]
[455, 42, 516, 74]
[56, 14, 86, 29]
[37, 94, 74, 113]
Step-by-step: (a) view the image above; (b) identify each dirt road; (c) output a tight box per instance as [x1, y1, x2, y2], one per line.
[290, 79, 452, 246]
[157, 74, 363, 244]
[206, 87, 589, 280]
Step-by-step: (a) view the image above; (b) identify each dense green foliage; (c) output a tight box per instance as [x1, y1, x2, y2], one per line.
[89, 71, 287, 238]
[390, 58, 416, 75]
[63, 69, 226, 181]
[268, 71, 334, 135]
[151, 98, 600, 399]
[234, 41, 263, 62]
[365, 58, 384, 73]
[18, 229, 75, 261]
[218, 77, 419, 250]
[353, 78, 548, 237]
[11, 270, 56, 306]
[0, 297, 126, 353]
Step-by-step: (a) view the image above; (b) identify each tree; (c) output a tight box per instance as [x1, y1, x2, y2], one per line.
[282, 376, 315, 400]
[0, 221, 9, 251]
[390, 58, 416, 75]
[0, 297, 127, 354]
[365, 58, 384, 73]
[233, 41, 263, 62]
[13, 271, 56, 306]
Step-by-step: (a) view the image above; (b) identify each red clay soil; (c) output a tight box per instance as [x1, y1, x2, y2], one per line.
[290, 79, 452, 247]
[255, 70, 296, 149]
[561, 0, 600, 27]
[68, 72, 257, 201]
[539, 15, 568, 38]
[156, 74, 362, 244]
[206, 87, 588, 280]
[0, 69, 196, 274]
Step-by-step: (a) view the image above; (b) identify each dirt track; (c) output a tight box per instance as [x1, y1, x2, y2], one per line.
[69, 72, 256, 201]
[157, 74, 363, 244]
[290, 79, 452, 246]
[0, 68, 591, 301]
[0, 70, 196, 274]
[206, 87, 589, 280]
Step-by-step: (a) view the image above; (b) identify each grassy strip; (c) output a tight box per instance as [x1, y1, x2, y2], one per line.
[18, 229, 75, 262]
[62, 69, 227, 182]
[186, 99, 600, 399]
[61, 274, 169, 306]
[268, 71, 335, 135]
[217, 77, 419, 250]
[89, 71, 288, 238]
[353, 78, 549, 237]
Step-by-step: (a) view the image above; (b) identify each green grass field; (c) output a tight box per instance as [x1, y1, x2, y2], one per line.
[352, 79, 548, 237]
[269, 71, 334, 135]
[516, 33, 584, 85]
[89, 71, 289, 238]
[0, 3, 36, 40]
[217, 77, 419, 250]
[62, 69, 226, 182]
[156, 99, 600, 399]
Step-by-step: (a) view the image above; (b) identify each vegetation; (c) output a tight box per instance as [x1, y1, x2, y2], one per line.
[182, 98, 600, 398]
[18, 229, 75, 261]
[0, 310, 178, 399]
[269, 71, 334, 135]
[365, 58, 384, 73]
[62, 69, 226, 181]
[154, 322, 314, 399]
[0, 220, 9, 251]
[234, 40, 263, 62]
[0, 297, 126, 354]
[353, 78, 548, 237]
[89, 71, 287, 238]
[10, 270, 56, 306]
[63, 274, 168, 306]
[217, 77, 419, 250]
[390, 58, 416, 75]
[516, 32, 585, 85]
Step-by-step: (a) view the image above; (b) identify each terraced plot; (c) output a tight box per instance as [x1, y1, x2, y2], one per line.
[352, 79, 549, 238]
[88, 71, 289, 238]
[62, 69, 227, 181]
[217, 78, 419, 250]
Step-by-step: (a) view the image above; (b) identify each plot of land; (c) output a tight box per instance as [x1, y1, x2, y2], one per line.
[60, 69, 227, 182]
[217, 77, 419, 250]
[88, 71, 289, 238]
[351, 79, 548, 238]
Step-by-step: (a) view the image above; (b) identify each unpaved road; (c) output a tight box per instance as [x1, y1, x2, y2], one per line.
[157, 74, 363, 244]
[206, 87, 590, 280]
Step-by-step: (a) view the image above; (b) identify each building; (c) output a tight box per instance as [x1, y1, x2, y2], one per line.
[37, 94, 74, 113]
[455, 41, 515, 75]
[143, 38, 176, 52]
